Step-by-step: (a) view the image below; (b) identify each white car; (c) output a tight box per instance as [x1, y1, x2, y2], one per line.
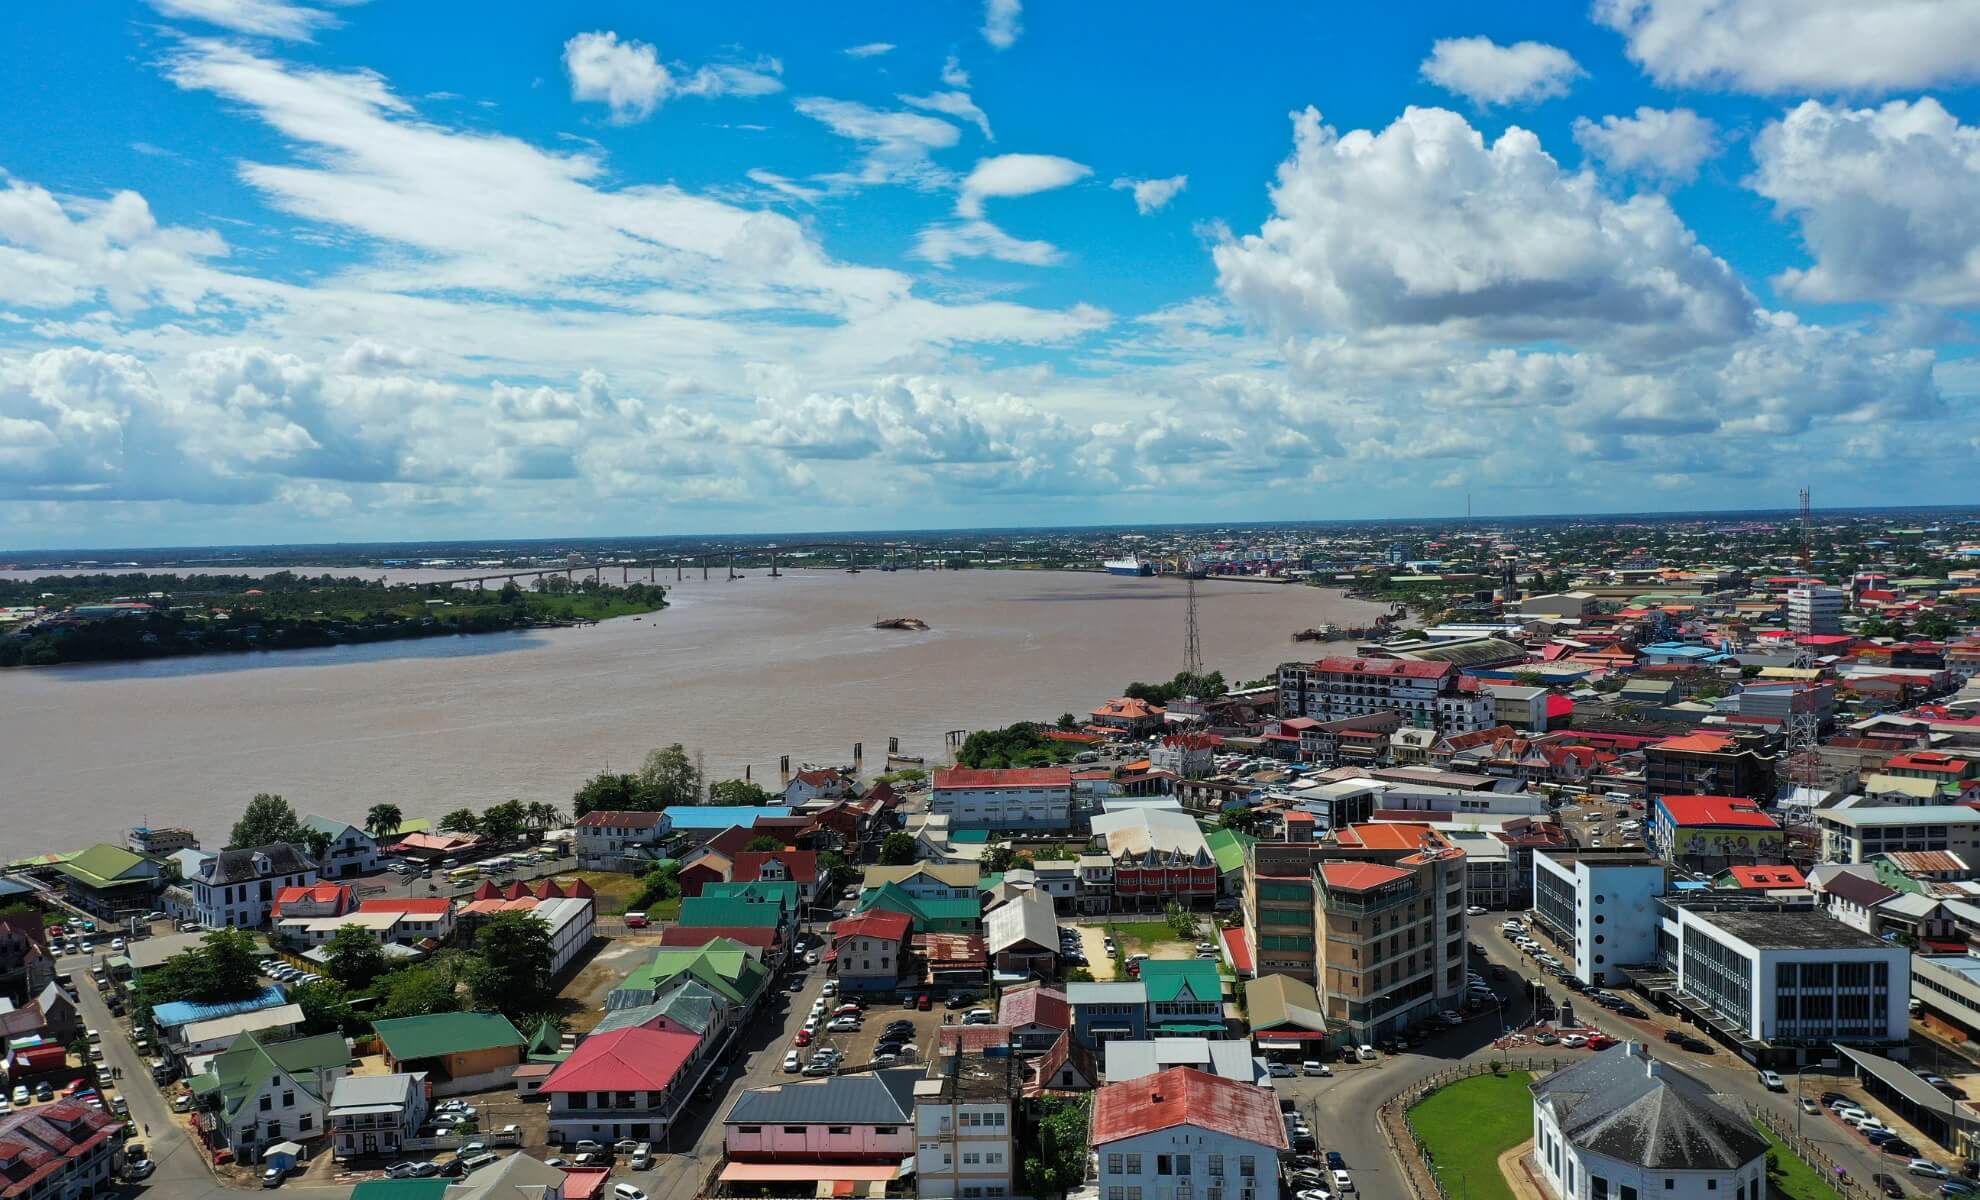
[1560, 1035, 1588, 1048]
[783, 1052, 801, 1073]
[1302, 1061, 1331, 1077]
[1758, 1070, 1785, 1092]
[1909, 1161, 1951, 1180]
[805, 950, 820, 965]
[614, 1186, 651, 1200]
[1267, 1062, 1295, 1078]
[1465, 906, 1486, 916]
[827, 1017, 861, 1032]
[1355, 1045, 1377, 1062]
[962, 1009, 994, 1025]
[1332, 1169, 1355, 1193]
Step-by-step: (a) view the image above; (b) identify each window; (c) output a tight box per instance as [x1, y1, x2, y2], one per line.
[1158, 1156, 1173, 1176]
[875, 1126, 897, 1135]
[299, 1114, 313, 1131]
[1239, 1156, 1255, 1179]
[829, 1126, 851, 1135]
[1707, 1182, 1717, 1192]
[1208, 1155, 1225, 1178]
[1622, 1188, 1638, 1200]
[1127, 1154, 1142, 1176]
[259, 1096, 272, 1112]
[1110, 1191, 1126, 1200]
[1109, 1155, 1125, 1175]
[282, 1091, 295, 1108]
[1666, 1181, 1675, 1191]
[783, 1126, 805, 1134]
[738, 1125, 761, 1134]
[1594, 1179, 1609, 1200]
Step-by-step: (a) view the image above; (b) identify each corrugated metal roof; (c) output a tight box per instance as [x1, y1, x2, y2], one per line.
[724, 1067, 922, 1126]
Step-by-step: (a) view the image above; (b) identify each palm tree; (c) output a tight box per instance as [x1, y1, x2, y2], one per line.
[365, 803, 404, 840]
[524, 801, 563, 832]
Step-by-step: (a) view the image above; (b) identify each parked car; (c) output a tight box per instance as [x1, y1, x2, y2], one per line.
[1268, 1062, 1295, 1078]
[1355, 1045, 1377, 1062]
[261, 1166, 288, 1189]
[783, 1052, 801, 1073]
[1873, 1174, 1905, 1198]
[1303, 1061, 1331, 1076]
[1910, 1161, 1952, 1181]
[962, 1008, 994, 1025]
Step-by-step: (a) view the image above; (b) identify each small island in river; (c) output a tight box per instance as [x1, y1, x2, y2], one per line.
[0, 570, 668, 668]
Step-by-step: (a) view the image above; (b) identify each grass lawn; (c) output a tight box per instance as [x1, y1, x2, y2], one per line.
[1108, 920, 1191, 948]
[1406, 1071, 1533, 1200]
[1752, 1122, 1844, 1200]
[565, 871, 646, 916]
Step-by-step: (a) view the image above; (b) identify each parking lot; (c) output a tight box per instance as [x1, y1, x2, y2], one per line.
[1554, 796, 1646, 849]
[785, 987, 979, 1076]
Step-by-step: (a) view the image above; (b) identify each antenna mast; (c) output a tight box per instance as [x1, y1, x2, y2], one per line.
[1184, 575, 1203, 681]
[1797, 486, 1812, 572]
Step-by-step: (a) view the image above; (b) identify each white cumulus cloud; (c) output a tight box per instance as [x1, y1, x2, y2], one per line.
[1419, 36, 1583, 107]
[982, 0, 1022, 50]
[1212, 106, 1756, 355]
[957, 153, 1090, 218]
[903, 90, 994, 140]
[1594, 0, 1980, 93]
[913, 220, 1064, 267]
[1750, 97, 1980, 306]
[145, 0, 347, 41]
[843, 43, 895, 59]
[1112, 175, 1187, 214]
[795, 97, 961, 188]
[562, 31, 781, 124]
[1573, 107, 1721, 183]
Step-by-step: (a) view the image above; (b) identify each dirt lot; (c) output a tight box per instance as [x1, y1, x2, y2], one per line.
[557, 932, 668, 1033]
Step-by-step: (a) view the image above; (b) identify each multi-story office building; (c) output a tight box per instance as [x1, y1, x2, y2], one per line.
[1648, 902, 1911, 1067]
[914, 1049, 1021, 1200]
[1817, 805, 1980, 864]
[1643, 731, 1778, 802]
[1787, 585, 1845, 636]
[1531, 850, 1666, 987]
[1275, 657, 1492, 736]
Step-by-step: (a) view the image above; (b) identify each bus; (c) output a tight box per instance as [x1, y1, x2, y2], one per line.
[448, 866, 483, 885]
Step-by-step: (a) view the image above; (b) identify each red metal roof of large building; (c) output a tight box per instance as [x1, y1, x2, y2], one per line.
[540, 1026, 701, 1094]
[1887, 753, 1970, 775]
[1318, 862, 1412, 892]
[1722, 865, 1806, 890]
[934, 766, 1073, 790]
[1336, 823, 1449, 852]
[270, 883, 354, 918]
[830, 910, 914, 943]
[1306, 656, 1453, 679]
[657, 925, 781, 950]
[0, 1102, 120, 1199]
[999, 985, 1070, 1031]
[1090, 1067, 1288, 1149]
[1657, 796, 1779, 829]
[1652, 732, 1738, 754]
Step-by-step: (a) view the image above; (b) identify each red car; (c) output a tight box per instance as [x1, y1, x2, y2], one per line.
[794, 1028, 812, 1047]
[917, 994, 931, 1011]
[622, 912, 649, 929]
[1586, 1034, 1618, 1051]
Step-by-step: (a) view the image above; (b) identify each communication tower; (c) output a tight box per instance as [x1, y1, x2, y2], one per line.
[1797, 486, 1812, 572]
[1184, 575, 1203, 681]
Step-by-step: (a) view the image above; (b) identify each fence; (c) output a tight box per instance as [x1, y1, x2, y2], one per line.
[1752, 1105, 1874, 1200]
[1379, 1059, 1568, 1200]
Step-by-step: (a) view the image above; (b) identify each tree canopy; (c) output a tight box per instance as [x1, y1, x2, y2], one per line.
[324, 925, 385, 988]
[438, 807, 481, 834]
[879, 832, 917, 866]
[229, 793, 303, 851]
[638, 744, 702, 807]
[710, 778, 775, 806]
[468, 911, 556, 1017]
[365, 803, 404, 839]
[1122, 670, 1226, 705]
[1022, 1095, 1092, 1198]
[956, 723, 1080, 770]
[136, 929, 262, 1008]
[378, 963, 460, 1019]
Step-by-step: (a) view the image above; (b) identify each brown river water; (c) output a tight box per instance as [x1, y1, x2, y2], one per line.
[0, 569, 1386, 853]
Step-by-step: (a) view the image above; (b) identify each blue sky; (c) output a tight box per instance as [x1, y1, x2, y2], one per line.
[2, 0, 1978, 549]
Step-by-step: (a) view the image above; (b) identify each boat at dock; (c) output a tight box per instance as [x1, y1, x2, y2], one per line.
[873, 616, 930, 630]
[1104, 557, 1152, 576]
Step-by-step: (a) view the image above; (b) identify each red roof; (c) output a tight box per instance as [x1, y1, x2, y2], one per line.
[1308, 656, 1453, 679]
[541, 1026, 701, 1093]
[0, 1102, 120, 1198]
[1887, 753, 1969, 776]
[1652, 732, 1737, 754]
[1221, 926, 1253, 975]
[1723, 865, 1806, 889]
[730, 850, 818, 884]
[999, 985, 1070, 1031]
[791, 769, 840, 787]
[1338, 823, 1448, 851]
[831, 910, 913, 944]
[1090, 1067, 1288, 1148]
[1657, 796, 1778, 829]
[1319, 862, 1411, 892]
[575, 810, 668, 829]
[270, 883, 354, 918]
[934, 766, 1073, 790]
[356, 897, 451, 916]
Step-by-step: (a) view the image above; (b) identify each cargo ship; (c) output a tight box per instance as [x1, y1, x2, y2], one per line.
[1104, 557, 1152, 577]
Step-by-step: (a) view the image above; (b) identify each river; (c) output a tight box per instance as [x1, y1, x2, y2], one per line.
[0, 569, 1388, 853]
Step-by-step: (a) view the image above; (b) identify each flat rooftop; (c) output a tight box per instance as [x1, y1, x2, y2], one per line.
[1537, 848, 1663, 869]
[1690, 908, 1892, 951]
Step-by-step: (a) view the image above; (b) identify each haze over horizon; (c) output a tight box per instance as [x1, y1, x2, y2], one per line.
[4, 0, 1979, 550]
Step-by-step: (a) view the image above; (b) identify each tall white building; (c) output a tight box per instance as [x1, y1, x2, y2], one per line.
[1532, 1043, 1769, 1200]
[190, 844, 320, 929]
[1531, 850, 1666, 987]
[1787, 585, 1844, 636]
[914, 1050, 1021, 1200]
[930, 767, 1074, 831]
[1276, 657, 1492, 735]
[1090, 1068, 1287, 1200]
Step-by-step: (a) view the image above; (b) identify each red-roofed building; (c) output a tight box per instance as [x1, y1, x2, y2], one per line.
[1644, 729, 1778, 802]
[1091, 697, 1167, 735]
[782, 769, 848, 806]
[542, 1026, 706, 1145]
[270, 883, 355, 920]
[1089, 1068, 1287, 1187]
[1652, 795, 1784, 870]
[1885, 753, 1975, 784]
[574, 809, 673, 870]
[729, 850, 825, 905]
[998, 984, 1071, 1053]
[932, 767, 1074, 831]
[386, 831, 482, 861]
[1715, 864, 1807, 891]
[828, 910, 912, 993]
[0, 1101, 121, 1200]
[1318, 862, 1413, 891]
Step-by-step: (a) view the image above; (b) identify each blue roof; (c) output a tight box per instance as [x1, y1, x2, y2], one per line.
[152, 985, 288, 1028]
[1642, 642, 1716, 657]
[663, 805, 791, 829]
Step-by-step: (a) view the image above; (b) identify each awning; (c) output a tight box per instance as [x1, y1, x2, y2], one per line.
[1155, 1023, 1227, 1033]
[1255, 1031, 1332, 1044]
[720, 1163, 902, 1183]
[1836, 1045, 1959, 1121]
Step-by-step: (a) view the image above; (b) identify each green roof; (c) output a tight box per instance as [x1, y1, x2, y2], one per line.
[207, 1031, 351, 1119]
[1202, 827, 1254, 875]
[54, 843, 159, 890]
[618, 940, 768, 1008]
[950, 829, 991, 844]
[677, 896, 784, 928]
[1139, 959, 1221, 1004]
[372, 1011, 524, 1062]
[395, 818, 434, 835]
[301, 815, 363, 837]
[525, 1017, 563, 1057]
[855, 882, 980, 932]
[352, 1181, 450, 1200]
[699, 880, 800, 914]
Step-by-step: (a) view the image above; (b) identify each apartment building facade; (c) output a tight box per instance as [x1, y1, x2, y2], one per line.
[930, 767, 1075, 832]
[914, 1050, 1020, 1200]
[1275, 657, 1492, 736]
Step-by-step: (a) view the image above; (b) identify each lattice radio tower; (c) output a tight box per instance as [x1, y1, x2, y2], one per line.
[1797, 486, 1812, 572]
[1184, 575, 1203, 681]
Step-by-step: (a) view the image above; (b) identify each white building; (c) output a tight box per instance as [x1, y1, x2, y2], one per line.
[1787, 585, 1845, 636]
[914, 1050, 1021, 1200]
[1657, 903, 1911, 1065]
[1816, 804, 1980, 864]
[1150, 734, 1218, 780]
[530, 896, 596, 978]
[190, 844, 320, 930]
[930, 767, 1074, 831]
[1276, 656, 1493, 736]
[1531, 851, 1666, 986]
[1090, 1067, 1287, 1200]
[573, 810, 673, 870]
[329, 1073, 429, 1160]
[1532, 1043, 1769, 1200]
[300, 816, 379, 880]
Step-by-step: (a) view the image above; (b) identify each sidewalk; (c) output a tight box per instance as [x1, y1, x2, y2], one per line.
[1496, 1142, 1548, 1200]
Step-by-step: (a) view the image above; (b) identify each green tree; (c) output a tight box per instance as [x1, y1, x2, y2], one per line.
[816, 851, 858, 895]
[745, 835, 784, 852]
[481, 799, 527, 844]
[136, 929, 263, 1008]
[438, 807, 481, 835]
[365, 803, 404, 839]
[524, 802, 565, 832]
[626, 860, 681, 913]
[710, 778, 775, 806]
[638, 744, 702, 806]
[324, 925, 385, 988]
[571, 771, 647, 817]
[497, 580, 524, 604]
[299, 826, 334, 862]
[1022, 1095, 1092, 1198]
[1218, 807, 1260, 833]
[468, 911, 556, 1015]
[1164, 901, 1196, 941]
[879, 831, 917, 866]
[378, 963, 460, 1019]
[229, 792, 303, 850]
[1055, 713, 1077, 731]
[292, 978, 360, 1036]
